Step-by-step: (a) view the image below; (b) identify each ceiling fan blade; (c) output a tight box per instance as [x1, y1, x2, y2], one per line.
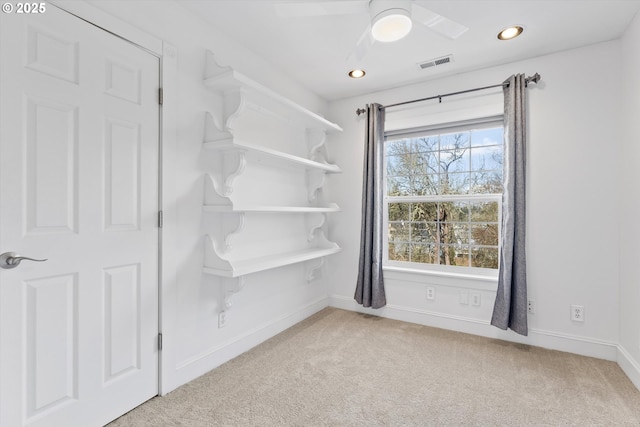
[274, 1, 367, 17]
[346, 24, 374, 63]
[412, 4, 468, 39]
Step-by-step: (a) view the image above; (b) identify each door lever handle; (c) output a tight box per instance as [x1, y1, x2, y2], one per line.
[0, 252, 48, 269]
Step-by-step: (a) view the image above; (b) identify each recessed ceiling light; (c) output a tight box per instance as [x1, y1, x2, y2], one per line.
[498, 25, 524, 40]
[348, 69, 366, 78]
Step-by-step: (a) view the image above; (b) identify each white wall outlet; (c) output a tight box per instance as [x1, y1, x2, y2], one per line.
[571, 305, 584, 322]
[528, 299, 535, 314]
[471, 292, 481, 306]
[218, 311, 227, 328]
[426, 286, 435, 300]
[459, 291, 469, 305]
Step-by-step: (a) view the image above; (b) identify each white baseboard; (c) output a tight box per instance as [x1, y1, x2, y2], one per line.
[329, 295, 618, 361]
[617, 345, 640, 391]
[163, 297, 329, 395]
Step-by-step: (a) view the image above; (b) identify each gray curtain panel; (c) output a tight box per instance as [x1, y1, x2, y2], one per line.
[354, 103, 387, 309]
[491, 74, 528, 335]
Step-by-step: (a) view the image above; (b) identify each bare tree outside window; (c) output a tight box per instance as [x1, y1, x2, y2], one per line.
[385, 125, 503, 269]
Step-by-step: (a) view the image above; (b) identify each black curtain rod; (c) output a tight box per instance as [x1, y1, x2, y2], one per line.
[355, 73, 541, 116]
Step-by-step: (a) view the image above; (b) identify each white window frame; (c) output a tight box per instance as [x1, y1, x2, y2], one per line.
[382, 115, 504, 276]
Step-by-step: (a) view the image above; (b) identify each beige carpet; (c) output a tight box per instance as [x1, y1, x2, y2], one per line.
[108, 308, 640, 426]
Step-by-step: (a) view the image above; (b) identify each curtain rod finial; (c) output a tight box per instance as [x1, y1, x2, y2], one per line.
[356, 107, 367, 116]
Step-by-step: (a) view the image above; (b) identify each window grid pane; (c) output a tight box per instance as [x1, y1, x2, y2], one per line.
[386, 200, 499, 267]
[385, 125, 503, 270]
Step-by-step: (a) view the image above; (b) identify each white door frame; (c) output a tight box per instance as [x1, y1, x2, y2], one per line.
[50, 0, 178, 395]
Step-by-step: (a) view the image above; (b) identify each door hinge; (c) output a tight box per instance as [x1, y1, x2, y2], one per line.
[158, 210, 163, 228]
[158, 88, 163, 105]
[158, 333, 163, 351]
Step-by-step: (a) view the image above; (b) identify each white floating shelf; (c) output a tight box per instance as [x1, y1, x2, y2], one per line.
[204, 136, 342, 174]
[203, 204, 340, 213]
[204, 247, 342, 278]
[204, 54, 342, 134]
[203, 234, 341, 278]
[203, 174, 340, 213]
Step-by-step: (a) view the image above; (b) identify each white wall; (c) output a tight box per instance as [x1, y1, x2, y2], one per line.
[618, 11, 640, 389]
[325, 40, 624, 361]
[84, 0, 334, 393]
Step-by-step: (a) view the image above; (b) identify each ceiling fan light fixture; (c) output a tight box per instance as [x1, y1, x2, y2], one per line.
[371, 8, 412, 42]
[498, 25, 524, 40]
[348, 69, 366, 78]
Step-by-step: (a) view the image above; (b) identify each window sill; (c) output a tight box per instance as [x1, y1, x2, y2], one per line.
[382, 265, 498, 291]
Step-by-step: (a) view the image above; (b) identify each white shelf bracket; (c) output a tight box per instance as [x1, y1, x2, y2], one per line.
[221, 212, 245, 253]
[306, 169, 326, 203]
[221, 276, 246, 312]
[306, 257, 325, 282]
[305, 212, 326, 242]
[203, 113, 247, 197]
[204, 234, 232, 272]
[204, 51, 248, 132]
[205, 50, 233, 79]
[203, 174, 244, 252]
[204, 111, 233, 143]
[203, 173, 232, 208]
[307, 129, 328, 163]
[223, 89, 247, 132]
[222, 150, 246, 196]
[315, 229, 340, 250]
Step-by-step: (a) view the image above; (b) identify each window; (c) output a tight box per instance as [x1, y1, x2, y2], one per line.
[384, 117, 503, 271]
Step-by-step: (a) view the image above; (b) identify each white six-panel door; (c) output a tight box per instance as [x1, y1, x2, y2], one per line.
[0, 4, 160, 426]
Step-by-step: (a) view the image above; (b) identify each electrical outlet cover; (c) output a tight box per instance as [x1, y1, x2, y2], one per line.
[426, 286, 435, 300]
[459, 291, 469, 305]
[571, 305, 584, 322]
[471, 292, 481, 306]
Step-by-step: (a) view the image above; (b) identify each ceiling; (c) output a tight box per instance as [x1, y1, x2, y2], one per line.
[180, 0, 640, 102]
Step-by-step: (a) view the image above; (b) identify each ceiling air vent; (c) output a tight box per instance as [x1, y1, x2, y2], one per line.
[418, 55, 454, 70]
